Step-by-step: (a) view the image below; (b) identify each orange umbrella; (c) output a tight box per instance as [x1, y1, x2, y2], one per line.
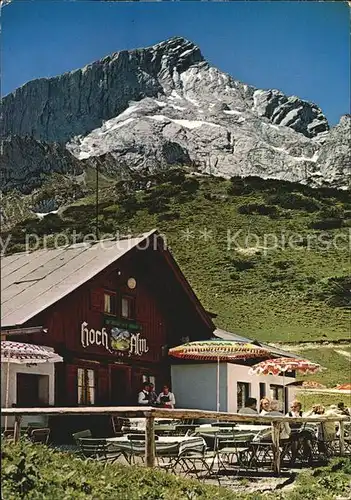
[335, 383, 351, 391]
[302, 381, 326, 389]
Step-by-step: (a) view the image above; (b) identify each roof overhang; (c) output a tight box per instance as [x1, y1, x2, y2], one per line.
[0, 326, 48, 337]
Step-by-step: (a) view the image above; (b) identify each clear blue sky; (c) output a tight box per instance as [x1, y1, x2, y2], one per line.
[2, 1, 349, 125]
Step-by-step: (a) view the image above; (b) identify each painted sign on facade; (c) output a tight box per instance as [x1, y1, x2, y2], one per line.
[104, 317, 142, 332]
[80, 321, 149, 356]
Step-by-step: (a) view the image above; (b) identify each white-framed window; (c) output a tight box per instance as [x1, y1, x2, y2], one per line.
[237, 382, 250, 409]
[104, 291, 117, 315]
[142, 374, 155, 386]
[77, 368, 95, 405]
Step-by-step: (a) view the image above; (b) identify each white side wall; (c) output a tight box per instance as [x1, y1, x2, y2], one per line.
[1, 361, 55, 428]
[171, 364, 228, 411]
[227, 364, 296, 413]
[171, 362, 296, 413]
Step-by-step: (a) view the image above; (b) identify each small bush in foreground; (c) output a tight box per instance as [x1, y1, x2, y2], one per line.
[1, 440, 238, 500]
[2, 434, 351, 500]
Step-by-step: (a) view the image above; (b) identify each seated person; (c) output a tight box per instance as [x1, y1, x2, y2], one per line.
[238, 397, 258, 415]
[137, 382, 150, 405]
[337, 402, 351, 417]
[260, 397, 271, 415]
[304, 404, 334, 454]
[324, 406, 339, 440]
[286, 400, 313, 463]
[157, 385, 175, 409]
[259, 400, 291, 441]
[286, 400, 303, 419]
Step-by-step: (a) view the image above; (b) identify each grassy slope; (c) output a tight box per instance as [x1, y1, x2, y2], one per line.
[5, 173, 349, 346]
[296, 348, 351, 387]
[298, 391, 351, 410]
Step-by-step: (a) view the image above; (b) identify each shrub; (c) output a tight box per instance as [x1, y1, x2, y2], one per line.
[316, 276, 351, 308]
[267, 192, 321, 212]
[181, 178, 200, 193]
[229, 257, 256, 271]
[152, 183, 182, 198]
[273, 260, 294, 270]
[146, 196, 170, 214]
[318, 205, 344, 219]
[157, 211, 180, 221]
[310, 218, 344, 230]
[163, 168, 186, 185]
[23, 214, 67, 236]
[1, 440, 238, 499]
[237, 203, 279, 216]
[228, 177, 250, 195]
[121, 195, 139, 214]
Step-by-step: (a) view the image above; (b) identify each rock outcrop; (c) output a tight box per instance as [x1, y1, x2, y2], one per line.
[1, 136, 84, 193]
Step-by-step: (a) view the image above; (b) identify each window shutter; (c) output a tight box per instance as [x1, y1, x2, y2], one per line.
[90, 288, 104, 311]
[66, 365, 78, 405]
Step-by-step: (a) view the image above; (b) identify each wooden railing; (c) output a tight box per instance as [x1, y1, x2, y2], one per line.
[2, 406, 349, 475]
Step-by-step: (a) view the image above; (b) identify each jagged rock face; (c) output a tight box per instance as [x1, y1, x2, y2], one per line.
[2, 37, 349, 190]
[1, 136, 84, 193]
[252, 90, 329, 138]
[2, 37, 204, 143]
[314, 115, 351, 188]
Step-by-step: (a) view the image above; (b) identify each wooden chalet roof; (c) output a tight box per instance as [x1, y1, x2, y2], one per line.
[1, 230, 214, 330]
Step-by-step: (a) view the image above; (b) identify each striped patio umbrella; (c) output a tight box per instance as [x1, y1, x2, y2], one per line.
[169, 340, 270, 411]
[1, 341, 63, 364]
[249, 357, 324, 412]
[249, 357, 323, 376]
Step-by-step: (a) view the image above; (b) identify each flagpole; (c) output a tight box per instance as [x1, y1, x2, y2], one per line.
[216, 356, 220, 412]
[5, 358, 10, 431]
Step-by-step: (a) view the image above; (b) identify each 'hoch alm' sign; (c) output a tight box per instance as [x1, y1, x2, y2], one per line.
[80, 320, 149, 356]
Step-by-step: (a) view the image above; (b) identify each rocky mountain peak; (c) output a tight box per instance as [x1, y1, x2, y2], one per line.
[2, 37, 348, 192]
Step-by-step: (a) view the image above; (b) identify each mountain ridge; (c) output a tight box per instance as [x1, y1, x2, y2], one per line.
[2, 36, 350, 192]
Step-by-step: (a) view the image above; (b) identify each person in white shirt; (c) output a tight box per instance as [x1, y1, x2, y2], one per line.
[138, 382, 150, 405]
[238, 397, 258, 415]
[286, 401, 303, 418]
[286, 400, 313, 463]
[157, 385, 176, 409]
[261, 400, 291, 441]
[260, 397, 271, 415]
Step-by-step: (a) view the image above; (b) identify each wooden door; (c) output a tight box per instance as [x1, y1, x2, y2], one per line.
[16, 373, 40, 407]
[110, 366, 131, 405]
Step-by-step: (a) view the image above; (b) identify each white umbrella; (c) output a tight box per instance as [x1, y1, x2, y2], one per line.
[1, 341, 63, 430]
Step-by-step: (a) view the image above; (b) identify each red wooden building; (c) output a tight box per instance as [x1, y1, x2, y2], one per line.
[1, 230, 214, 415]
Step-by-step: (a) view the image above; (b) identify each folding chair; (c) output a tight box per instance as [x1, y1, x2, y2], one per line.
[126, 434, 150, 465]
[215, 432, 254, 476]
[30, 428, 50, 445]
[72, 429, 92, 444]
[173, 438, 210, 482]
[156, 442, 181, 472]
[77, 438, 123, 466]
[111, 416, 130, 436]
[2, 429, 15, 440]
